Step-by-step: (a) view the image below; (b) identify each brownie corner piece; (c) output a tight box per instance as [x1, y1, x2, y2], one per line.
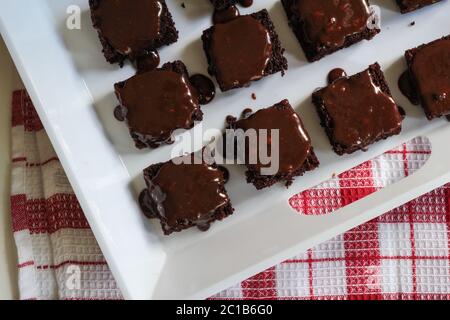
[281, 0, 380, 62]
[140, 153, 234, 235]
[228, 100, 319, 190]
[114, 60, 203, 149]
[404, 36, 450, 120]
[395, 0, 442, 13]
[89, 0, 178, 65]
[312, 63, 403, 155]
[202, 9, 288, 92]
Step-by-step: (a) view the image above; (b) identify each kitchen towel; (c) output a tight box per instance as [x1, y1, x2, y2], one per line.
[10, 90, 450, 300]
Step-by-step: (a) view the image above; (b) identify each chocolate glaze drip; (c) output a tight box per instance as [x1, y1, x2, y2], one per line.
[398, 106, 407, 119]
[93, 0, 162, 57]
[242, 108, 253, 118]
[139, 189, 157, 218]
[398, 70, 420, 105]
[115, 70, 200, 139]
[189, 74, 216, 105]
[410, 39, 450, 118]
[328, 68, 347, 84]
[294, 0, 371, 49]
[218, 166, 230, 183]
[239, 0, 253, 7]
[213, 5, 240, 24]
[226, 115, 237, 124]
[211, 16, 273, 90]
[113, 105, 126, 122]
[319, 69, 402, 148]
[145, 156, 229, 230]
[234, 100, 312, 174]
[135, 51, 160, 74]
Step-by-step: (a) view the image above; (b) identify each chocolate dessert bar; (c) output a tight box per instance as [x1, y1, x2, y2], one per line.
[313, 63, 404, 155]
[89, 0, 178, 65]
[227, 100, 319, 189]
[140, 152, 234, 235]
[202, 9, 288, 92]
[281, 0, 380, 62]
[114, 61, 202, 149]
[401, 36, 450, 120]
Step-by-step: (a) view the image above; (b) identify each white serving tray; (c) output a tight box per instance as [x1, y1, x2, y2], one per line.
[1, 0, 449, 299]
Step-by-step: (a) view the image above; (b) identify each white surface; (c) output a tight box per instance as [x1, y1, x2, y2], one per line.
[0, 0, 449, 299]
[0, 34, 19, 300]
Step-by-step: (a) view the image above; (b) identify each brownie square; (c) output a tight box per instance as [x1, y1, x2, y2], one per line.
[403, 36, 450, 120]
[281, 0, 380, 62]
[227, 100, 319, 190]
[89, 0, 178, 65]
[396, 0, 442, 13]
[209, 0, 237, 9]
[202, 9, 288, 92]
[114, 61, 203, 149]
[140, 151, 234, 235]
[312, 63, 404, 155]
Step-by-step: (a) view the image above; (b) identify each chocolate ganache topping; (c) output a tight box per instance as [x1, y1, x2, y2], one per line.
[410, 39, 450, 118]
[146, 158, 229, 227]
[294, 0, 371, 49]
[319, 69, 402, 148]
[116, 70, 200, 138]
[93, 0, 163, 55]
[211, 16, 273, 90]
[234, 101, 312, 174]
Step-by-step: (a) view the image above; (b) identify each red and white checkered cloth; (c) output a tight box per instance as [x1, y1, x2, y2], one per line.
[10, 90, 450, 300]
